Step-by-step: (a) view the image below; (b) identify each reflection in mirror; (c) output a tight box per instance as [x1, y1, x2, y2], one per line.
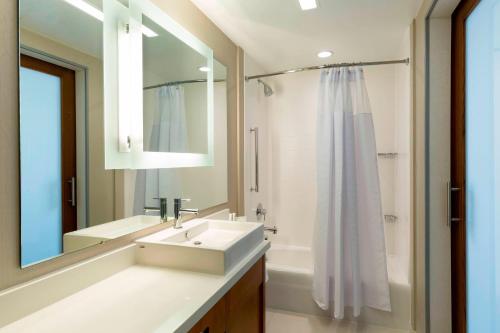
[18, 0, 162, 267]
[142, 14, 210, 154]
[125, 60, 228, 217]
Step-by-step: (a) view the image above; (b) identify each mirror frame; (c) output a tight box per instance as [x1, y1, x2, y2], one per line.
[104, 0, 214, 169]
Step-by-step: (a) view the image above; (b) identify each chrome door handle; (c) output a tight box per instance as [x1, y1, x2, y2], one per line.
[250, 127, 259, 192]
[67, 177, 76, 207]
[447, 181, 460, 226]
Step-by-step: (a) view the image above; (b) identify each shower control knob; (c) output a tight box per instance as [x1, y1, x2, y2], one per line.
[256, 203, 267, 221]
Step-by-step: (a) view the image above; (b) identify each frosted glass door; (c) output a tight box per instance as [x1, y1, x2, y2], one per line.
[465, 0, 500, 331]
[20, 67, 63, 266]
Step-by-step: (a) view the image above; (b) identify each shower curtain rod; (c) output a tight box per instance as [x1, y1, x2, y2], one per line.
[245, 58, 410, 80]
[144, 78, 225, 90]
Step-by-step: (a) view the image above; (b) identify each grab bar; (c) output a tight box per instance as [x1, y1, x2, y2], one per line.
[250, 127, 259, 192]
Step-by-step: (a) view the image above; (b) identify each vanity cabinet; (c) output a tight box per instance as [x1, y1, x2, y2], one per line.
[189, 257, 265, 333]
[188, 297, 227, 333]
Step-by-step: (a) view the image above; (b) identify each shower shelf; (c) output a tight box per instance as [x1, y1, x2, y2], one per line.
[378, 153, 398, 159]
[384, 215, 398, 223]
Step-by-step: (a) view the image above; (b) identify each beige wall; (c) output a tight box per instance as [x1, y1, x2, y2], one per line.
[427, 17, 452, 333]
[413, 2, 430, 332]
[0, 0, 243, 291]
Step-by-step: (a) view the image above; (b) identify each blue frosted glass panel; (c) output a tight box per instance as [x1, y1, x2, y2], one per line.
[20, 67, 63, 266]
[465, 0, 500, 331]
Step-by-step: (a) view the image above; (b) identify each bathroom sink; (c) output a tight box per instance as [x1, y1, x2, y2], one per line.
[135, 219, 264, 275]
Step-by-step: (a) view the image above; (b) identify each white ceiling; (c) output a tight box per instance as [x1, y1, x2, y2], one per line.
[191, 0, 423, 73]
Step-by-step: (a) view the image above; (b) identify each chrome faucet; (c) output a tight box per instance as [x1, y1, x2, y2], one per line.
[144, 197, 168, 223]
[174, 198, 198, 229]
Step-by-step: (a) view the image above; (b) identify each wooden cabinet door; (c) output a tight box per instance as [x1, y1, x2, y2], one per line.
[188, 297, 226, 333]
[226, 258, 265, 333]
[188, 257, 266, 333]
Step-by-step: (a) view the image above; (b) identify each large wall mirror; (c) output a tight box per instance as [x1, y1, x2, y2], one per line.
[18, 0, 229, 267]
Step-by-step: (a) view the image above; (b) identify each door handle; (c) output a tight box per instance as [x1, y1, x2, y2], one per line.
[67, 177, 76, 207]
[447, 181, 460, 226]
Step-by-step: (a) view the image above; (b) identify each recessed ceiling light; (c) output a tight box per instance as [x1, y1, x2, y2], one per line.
[298, 0, 317, 10]
[64, 0, 158, 37]
[317, 51, 333, 58]
[198, 66, 211, 72]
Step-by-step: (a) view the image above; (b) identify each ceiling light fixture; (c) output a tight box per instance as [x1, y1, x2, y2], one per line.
[317, 51, 333, 58]
[64, 0, 158, 37]
[298, 0, 317, 10]
[198, 66, 211, 72]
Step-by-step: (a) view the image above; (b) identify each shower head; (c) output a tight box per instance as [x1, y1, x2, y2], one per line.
[258, 79, 274, 97]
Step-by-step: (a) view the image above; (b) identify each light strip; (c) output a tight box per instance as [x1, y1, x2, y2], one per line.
[64, 0, 158, 37]
[140, 25, 158, 38]
[298, 0, 317, 10]
[65, 0, 103, 20]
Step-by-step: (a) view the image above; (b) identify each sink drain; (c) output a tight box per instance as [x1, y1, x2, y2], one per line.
[193, 241, 202, 246]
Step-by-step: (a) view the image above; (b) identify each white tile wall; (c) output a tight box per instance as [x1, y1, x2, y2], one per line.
[244, 57, 270, 221]
[393, 28, 412, 282]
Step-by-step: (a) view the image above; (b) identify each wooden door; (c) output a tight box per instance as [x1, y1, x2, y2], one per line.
[20, 54, 77, 234]
[451, 0, 500, 331]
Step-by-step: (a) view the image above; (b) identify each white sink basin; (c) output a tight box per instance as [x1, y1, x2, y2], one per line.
[135, 219, 264, 275]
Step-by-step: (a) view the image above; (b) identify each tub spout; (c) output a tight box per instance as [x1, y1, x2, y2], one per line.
[264, 226, 278, 234]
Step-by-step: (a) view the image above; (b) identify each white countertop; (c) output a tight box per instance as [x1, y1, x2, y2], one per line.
[0, 241, 270, 333]
[64, 215, 165, 239]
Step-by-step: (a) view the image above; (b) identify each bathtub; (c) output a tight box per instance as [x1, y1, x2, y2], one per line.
[266, 244, 412, 330]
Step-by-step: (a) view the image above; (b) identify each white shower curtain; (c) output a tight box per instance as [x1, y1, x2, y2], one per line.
[134, 85, 188, 216]
[312, 67, 391, 319]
